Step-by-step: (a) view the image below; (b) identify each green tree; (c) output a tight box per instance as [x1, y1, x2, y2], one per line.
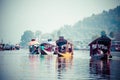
[57, 30, 61, 37]
[115, 31, 120, 40]
[20, 30, 34, 47]
[109, 32, 114, 38]
[35, 30, 42, 41]
[92, 35, 99, 41]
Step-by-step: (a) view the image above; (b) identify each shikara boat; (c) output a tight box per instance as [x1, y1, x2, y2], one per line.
[29, 39, 40, 54]
[56, 36, 73, 58]
[40, 40, 56, 55]
[89, 31, 112, 60]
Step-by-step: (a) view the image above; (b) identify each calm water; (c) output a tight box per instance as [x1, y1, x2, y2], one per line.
[0, 49, 120, 80]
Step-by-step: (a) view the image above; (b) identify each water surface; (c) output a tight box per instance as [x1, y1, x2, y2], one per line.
[0, 49, 120, 80]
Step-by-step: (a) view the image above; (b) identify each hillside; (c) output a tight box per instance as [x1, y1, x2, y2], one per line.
[52, 6, 120, 41]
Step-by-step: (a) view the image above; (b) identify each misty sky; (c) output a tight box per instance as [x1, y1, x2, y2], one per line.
[0, 0, 120, 44]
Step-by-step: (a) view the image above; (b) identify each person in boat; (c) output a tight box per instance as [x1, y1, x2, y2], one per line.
[67, 42, 73, 55]
[39, 43, 46, 55]
[56, 36, 67, 53]
[40, 39, 57, 55]
[47, 39, 56, 52]
[34, 45, 39, 54]
[89, 31, 112, 59]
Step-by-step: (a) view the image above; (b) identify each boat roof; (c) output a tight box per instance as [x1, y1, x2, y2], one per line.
[89, 36, 111, 46]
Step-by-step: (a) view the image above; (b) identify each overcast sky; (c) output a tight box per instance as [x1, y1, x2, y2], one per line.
[0, 0, 120, 44]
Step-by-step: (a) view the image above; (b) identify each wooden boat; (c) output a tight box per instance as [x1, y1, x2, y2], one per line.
[89, 31, 112, 60]
[56, 36, 73, 58]
[40, 40, 56, 55]
[29, 39, 40, 54]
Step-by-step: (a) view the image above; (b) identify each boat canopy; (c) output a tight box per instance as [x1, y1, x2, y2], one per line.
[29, 39, 39, 46]
[89, 36, 111, 56]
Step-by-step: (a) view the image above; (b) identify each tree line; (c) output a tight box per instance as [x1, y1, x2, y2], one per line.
[20, 6, 120, 47]
[20, 30, 41, 47]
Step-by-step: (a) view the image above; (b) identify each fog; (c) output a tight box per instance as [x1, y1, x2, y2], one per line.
[0, 0, 120, 44]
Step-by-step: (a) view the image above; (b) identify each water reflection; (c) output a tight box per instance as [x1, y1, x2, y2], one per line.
[89, 59, 111, 79]
[56, 56, 73, 79]
[29, 54, 40, 68]
[28, 54, 41, 80]
[29, 54, 40, 62]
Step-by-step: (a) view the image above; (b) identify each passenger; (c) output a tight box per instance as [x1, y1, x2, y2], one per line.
[40, 44, 45, 51]
[67, 42, 73, 55]
[67, 43, 71, 52]
[40, 44, 47, 55]
[97, 49, 103, 54]
[34, 46, 39, 54]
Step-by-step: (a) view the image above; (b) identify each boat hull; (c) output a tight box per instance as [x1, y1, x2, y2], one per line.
[40, 50, 55, 55]
[57, 52, 73, 58]
[29, 45, 40, 54]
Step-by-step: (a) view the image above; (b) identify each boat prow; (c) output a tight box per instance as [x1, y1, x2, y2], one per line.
[42, 50, 54, 55]
[58, 52, 73, 58]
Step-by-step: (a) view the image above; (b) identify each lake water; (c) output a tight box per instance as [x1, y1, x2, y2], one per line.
[0, 49, 120, 80]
